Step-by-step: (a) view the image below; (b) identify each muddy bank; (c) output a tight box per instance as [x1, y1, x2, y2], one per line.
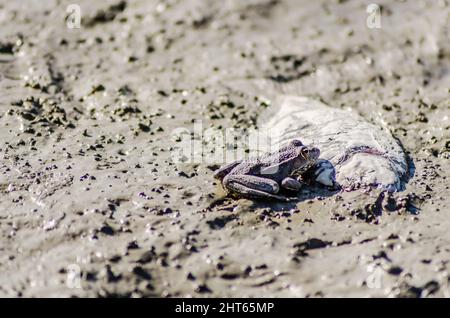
[0, 0, 449, 297]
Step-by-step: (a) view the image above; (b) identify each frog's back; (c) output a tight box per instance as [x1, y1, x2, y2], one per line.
[228, 158, 260, 176]
[228, 153, 294, 183]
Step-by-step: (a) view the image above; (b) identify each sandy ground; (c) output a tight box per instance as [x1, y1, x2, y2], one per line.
[0, 0, 449, 297]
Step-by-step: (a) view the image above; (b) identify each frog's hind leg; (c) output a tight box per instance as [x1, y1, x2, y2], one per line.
[226, 182, 289, 201]
[213, 160, 242, 180]
[223, 175, 289, 201]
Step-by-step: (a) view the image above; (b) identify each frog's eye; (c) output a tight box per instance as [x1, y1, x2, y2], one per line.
[301, 148, 310, 156]
[298, 147, 309, 159]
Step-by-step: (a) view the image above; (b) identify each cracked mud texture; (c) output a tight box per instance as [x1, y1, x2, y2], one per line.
[0, 0, 449, 297]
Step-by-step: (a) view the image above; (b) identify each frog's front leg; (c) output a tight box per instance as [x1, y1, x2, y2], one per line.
[281, 177, 304, 192]
[213, 160, 242, 180]
[223, 174, 289, 201]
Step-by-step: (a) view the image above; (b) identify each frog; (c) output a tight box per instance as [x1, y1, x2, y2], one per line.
[213, 139, 321, 201]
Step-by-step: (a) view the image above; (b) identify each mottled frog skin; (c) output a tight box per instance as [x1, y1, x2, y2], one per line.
[214, 139, 320, 201]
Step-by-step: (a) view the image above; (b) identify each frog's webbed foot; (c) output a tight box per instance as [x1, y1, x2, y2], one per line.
[281, 177, 304, 192]
[214, 160, 242, 180]
[223, 174, 290, 201]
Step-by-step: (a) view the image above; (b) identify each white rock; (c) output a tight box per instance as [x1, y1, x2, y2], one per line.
[262, 96, 408, 191]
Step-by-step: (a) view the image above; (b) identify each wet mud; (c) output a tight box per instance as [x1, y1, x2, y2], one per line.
[0, 0, 449, 297]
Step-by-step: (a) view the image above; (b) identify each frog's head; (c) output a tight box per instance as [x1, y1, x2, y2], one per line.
[289, 140, 320, 175]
